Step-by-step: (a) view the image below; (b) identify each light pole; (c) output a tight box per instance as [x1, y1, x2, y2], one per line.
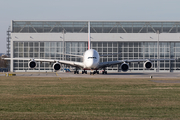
[157, 30, 159, 72]
[63, 30, 65, 61]
[60, 30, 65, 72]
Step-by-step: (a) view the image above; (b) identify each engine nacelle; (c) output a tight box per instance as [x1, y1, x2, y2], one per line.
[144, 61, 153, 69]
[120, 63, 129, 72]
[53, 63, 61, 71]
[28, 61, 37, 69]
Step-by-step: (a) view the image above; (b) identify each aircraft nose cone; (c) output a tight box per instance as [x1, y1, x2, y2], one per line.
[86, 60, 93, 68]
[86, 60, 98, 69]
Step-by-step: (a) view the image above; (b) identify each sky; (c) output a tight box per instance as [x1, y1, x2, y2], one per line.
[0, 0, 180, 53]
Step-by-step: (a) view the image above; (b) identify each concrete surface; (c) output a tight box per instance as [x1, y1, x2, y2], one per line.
[1, 72, 180, 78]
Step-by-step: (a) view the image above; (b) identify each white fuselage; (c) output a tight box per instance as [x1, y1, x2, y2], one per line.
[83, 49, 100, 69]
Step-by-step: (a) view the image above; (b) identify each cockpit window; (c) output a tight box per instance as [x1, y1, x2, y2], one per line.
[88, 57, 96, 59]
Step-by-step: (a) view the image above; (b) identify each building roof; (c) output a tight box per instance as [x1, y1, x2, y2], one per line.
[12, 20, 180, 33]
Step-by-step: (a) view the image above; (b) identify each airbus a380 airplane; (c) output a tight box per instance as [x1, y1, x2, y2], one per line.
[3, 37, 177, 75]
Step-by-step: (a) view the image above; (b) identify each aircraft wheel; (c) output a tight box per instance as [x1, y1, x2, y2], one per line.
[77, 71, 79, 74]
[97, 71, 99, 74]
[105, 71, 107, 74]
[85, 71, 87, 74]
[74, 71, 76, 74]
[82, 71, 84, 74]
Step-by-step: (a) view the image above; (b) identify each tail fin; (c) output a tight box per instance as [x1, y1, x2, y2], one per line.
[88, 33, 91, 50]
[88, 21, 91, 50]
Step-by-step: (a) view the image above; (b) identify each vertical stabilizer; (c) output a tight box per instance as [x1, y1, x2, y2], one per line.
[88, 21, 91, 50]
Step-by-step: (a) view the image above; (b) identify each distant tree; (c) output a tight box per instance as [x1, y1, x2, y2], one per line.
[0, 55, 8, 68]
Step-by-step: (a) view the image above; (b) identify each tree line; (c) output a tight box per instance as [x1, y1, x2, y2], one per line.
[0, 55, 8, 68]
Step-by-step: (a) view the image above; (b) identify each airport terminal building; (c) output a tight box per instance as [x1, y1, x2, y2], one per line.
[10, 20, 180, 72]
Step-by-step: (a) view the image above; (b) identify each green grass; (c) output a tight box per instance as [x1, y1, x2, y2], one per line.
[0, 76, 180, 119]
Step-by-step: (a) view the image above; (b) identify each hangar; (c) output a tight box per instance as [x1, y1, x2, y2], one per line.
[10, 20, 180, 72]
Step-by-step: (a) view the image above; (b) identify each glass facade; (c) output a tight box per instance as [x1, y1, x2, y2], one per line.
[13, 41, 180, 72]
[12, 21, 88, 33]
[13, 41, 64, 70]
[12, 21, 180, 33]
[11, 21, 180, 72]
[90, 22, 180, 33]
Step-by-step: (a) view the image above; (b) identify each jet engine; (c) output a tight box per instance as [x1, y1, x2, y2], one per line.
[28, 60, 37, 69]
[53, 63, 61, 71]
[144, 61, 153, 69]
[120, 62, 129, 72]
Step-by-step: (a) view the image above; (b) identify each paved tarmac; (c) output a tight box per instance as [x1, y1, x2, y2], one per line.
[1, 72, 180, 78]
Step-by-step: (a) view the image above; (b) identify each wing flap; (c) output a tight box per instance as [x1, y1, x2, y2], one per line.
[98, 58, 176, 68]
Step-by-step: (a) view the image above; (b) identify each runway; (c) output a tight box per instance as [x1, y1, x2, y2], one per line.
[1, 72, 180, 78]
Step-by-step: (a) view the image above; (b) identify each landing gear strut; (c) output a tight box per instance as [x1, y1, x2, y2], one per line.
[102, 68, 107, 74]
[74, 68, 79, 74]
[82, 70, 87, 74]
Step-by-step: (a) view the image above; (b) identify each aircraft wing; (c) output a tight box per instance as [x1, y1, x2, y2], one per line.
[64, 54, 83, 58]
[98, 58, 176, 68]
[3, 58, 84, 68]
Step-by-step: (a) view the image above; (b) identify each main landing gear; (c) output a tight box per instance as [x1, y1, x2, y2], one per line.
[74, 68, 79, 74]
[102, 71, 107, 74]
[82, 70, 87, 74]
[74, 71, 79, 74]
[74, 69, 107, 75]
[90, 70, 99, 75]
[102, 68, 107, 74]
